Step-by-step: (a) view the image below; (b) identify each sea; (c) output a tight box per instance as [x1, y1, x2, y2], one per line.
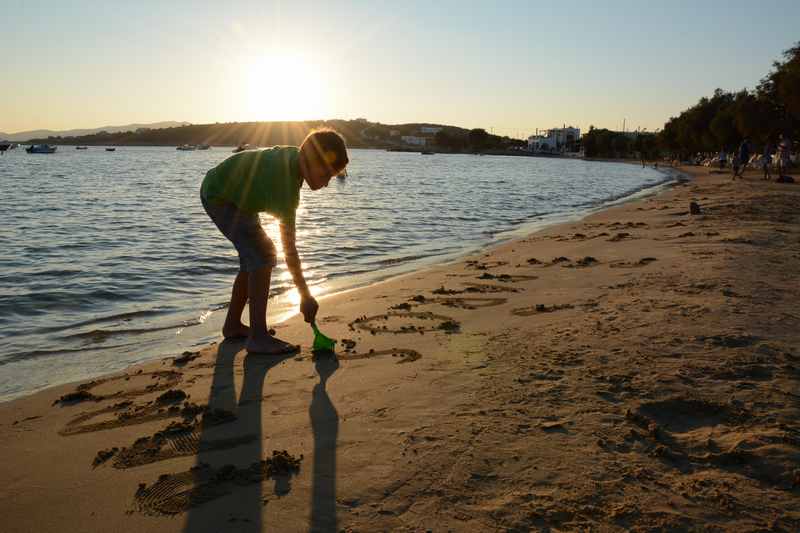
[0, 147, 670, 401]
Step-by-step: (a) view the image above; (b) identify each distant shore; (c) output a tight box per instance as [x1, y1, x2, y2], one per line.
[2, 165, 798, 531]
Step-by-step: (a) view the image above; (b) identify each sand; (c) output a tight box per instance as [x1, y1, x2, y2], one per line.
[2, 165, 799, 532]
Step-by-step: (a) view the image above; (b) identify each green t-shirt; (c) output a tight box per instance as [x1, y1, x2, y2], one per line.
[201, 146, 302, 225]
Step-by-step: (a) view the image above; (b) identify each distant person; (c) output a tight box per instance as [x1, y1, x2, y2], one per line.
[200, 129, 350, 354]
[777, 134, 791, 179]
[731, 153, 740, 179]
[718, 149, 727, 169]
[762, 142, 774, 181]
[737, 138, 750, 176]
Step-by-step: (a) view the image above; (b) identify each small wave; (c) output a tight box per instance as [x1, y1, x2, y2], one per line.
[34, 308, 175, 335]
[63, 319, 203, 342]
[0, 340, 142, 367]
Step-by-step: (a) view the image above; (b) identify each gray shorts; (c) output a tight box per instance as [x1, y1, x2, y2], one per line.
[201, 192, 277, 272]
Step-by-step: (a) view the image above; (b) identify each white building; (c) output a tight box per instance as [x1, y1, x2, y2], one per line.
[420, 126, 442, 134]
[401, 135, 427, 146]
[528, 126, 581, 153]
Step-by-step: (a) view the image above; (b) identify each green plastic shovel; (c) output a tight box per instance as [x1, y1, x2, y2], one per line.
[311, 323, 336, 353]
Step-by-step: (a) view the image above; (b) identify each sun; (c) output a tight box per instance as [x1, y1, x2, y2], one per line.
[245, 52, 326, 121]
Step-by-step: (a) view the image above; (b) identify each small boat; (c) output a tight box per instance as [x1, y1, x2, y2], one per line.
[105, 147, 116, 152]
[232, 144, 253, 153]
[0, 141, 10, 153]
[26, 144, 57, 154]
[76, 146, 88, 150]
[197, 144, 210, 150]
[420, 150, 435, 155]
[176, 144, 196, 151]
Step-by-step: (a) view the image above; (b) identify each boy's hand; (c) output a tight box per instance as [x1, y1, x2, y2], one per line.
[300, 296, 319, 323]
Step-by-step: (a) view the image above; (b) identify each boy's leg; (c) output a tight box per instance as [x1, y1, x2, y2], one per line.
[245, 266, 297, 354]
[222, 271, 249, 338]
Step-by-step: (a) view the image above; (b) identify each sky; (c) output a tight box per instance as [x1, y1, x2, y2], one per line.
[2, 0, 799, 137]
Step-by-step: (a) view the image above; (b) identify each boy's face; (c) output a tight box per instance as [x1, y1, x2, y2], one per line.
[304, 160, 336, 190]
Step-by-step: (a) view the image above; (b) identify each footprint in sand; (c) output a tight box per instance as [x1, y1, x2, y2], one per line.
[133, 450, 302, 516]
[618, 397, 797, 487]
[349, 312, 460, 335]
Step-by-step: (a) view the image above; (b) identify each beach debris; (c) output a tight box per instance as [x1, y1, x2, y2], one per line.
[390, 302, 413, 310]
[410, 294, 427, 303]
[551, 256, 571, 264]
[341, 338, 357, 352]
[155, 389, 187, 404]
[53, 390, 97, 406]
[172, 351, 199, 366]
[511, 303, 575, 316]
[92, 447, 119, 467]
[575, 256, 599, 267]
[527, 257, 542, 265]
[438, 320, 461, 333]
[690, 201, 702, 215]
[608, 233, 631, 242]
[433, 285, 462, 295]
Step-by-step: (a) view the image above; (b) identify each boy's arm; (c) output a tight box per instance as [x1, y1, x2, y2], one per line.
[279, 222, 318, 322]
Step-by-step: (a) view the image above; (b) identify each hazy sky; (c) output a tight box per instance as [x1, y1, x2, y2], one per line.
[2, 0, 799, 137]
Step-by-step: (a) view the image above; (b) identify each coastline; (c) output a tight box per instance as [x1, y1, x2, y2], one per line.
[3, 165, 798, 531]
[0, 161, 678, 404]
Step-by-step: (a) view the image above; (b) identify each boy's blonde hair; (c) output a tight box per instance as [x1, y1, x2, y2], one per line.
[300, 128, 349, 174]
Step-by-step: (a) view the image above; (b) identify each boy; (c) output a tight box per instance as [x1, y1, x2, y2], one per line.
[200, 129, 349, 354]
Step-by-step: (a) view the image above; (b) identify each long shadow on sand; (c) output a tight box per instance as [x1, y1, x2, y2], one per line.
[182, 339, 292, 533]
[310, 354, 340, 532]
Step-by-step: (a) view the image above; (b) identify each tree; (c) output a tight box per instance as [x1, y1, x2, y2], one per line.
[468, 128, 490, 150]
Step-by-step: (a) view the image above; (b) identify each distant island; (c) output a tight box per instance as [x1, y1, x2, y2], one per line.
[0, 121, 190, 143]
[19, 118, 527, 153]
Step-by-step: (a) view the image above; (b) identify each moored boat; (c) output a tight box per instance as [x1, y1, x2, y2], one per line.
[197, 144, 210, 150]
[105, 147, 116, 152]
[76, 146, 88, 150]
[232, 144, 253, 153]
[26, 144, 57, 154]
[176, 144, 196, 151]
[0, 141, 10, 153]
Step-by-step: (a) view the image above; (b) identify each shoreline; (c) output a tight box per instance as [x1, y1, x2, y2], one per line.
[4, 165, 797, 531]
[0, 163, 679, 404]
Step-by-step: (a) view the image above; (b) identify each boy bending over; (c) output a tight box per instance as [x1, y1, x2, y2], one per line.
[201, 129, 349, 354]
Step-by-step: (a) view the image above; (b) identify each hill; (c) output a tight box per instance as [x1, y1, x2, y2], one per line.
[0, 121, 190, 142]
[21, 119, 526, 151]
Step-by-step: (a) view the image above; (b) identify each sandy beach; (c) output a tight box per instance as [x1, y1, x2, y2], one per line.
[2, 165, 799, 532]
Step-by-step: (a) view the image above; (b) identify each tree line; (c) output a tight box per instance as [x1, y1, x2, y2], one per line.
[584, 42, 799, 159]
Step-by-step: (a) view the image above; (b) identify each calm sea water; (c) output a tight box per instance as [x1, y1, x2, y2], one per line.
[0, 147, 668, 401]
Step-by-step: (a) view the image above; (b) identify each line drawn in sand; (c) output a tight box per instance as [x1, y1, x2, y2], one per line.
[349, 312, 460, 335]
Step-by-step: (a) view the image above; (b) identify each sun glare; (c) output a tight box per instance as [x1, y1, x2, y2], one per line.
[245, 52, 326, 121]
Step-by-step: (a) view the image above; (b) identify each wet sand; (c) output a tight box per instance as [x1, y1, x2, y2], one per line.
[2, 165, 799, 532]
